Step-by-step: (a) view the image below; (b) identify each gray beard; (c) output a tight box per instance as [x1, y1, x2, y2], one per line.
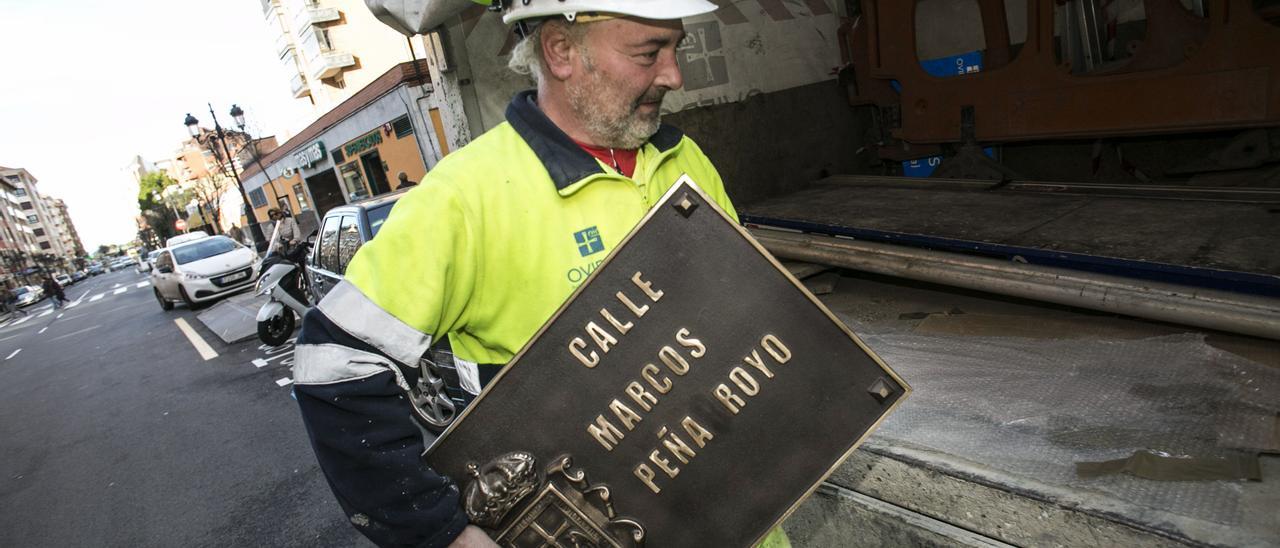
[566, 71, 662, 149]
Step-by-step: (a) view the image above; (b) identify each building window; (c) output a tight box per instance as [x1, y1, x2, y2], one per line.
[20, 202, 33, 210]
[249, 188, 268, 208]
[392, 115, 414, 138]
[40, 242, 51, 250]
[33, 228, 44, 237]
[13, 188, 26, 197]
[293, 183, 311, 211]
[26, 215, 38, 224]
[339, 163, 368, 201]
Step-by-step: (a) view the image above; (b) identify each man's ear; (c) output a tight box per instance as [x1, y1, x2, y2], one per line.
[540, 22, 577, 81]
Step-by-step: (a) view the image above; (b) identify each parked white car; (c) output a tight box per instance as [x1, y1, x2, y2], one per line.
[14, 285, 44, 307]
[54, 273, 72, 287]
[151, 236, 260, 310]
[137, 250, 161, 274]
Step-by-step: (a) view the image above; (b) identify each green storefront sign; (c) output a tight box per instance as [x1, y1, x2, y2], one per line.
[344, 131, 383, 158]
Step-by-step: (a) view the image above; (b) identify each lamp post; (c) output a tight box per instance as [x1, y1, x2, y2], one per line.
[184, 104, 266, 251]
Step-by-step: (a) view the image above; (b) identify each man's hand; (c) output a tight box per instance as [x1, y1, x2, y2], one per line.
[449, 525, 498, 547]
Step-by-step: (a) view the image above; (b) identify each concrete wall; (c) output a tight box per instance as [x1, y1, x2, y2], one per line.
[665, 80, 875, 206]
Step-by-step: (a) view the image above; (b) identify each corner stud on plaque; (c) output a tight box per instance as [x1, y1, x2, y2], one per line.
[673, 192, 699, 217]
[867, 377, 896, 403]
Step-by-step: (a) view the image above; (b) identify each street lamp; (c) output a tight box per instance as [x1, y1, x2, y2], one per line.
[230, 104, 246, 130]
[183, 104, 266, 251]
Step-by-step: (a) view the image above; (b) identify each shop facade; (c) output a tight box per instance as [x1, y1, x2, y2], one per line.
[239, 60, 450, 239]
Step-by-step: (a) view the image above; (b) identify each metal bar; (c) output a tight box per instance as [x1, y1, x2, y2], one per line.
[745, 215, 1280, 296]
[751, 229, 1280, 341]
[816, 174, 1280, 203]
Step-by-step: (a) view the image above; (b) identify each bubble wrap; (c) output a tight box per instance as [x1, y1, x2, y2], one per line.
[857, 332, 1280, 526]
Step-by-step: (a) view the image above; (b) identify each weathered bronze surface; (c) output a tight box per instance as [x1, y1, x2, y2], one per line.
[427, 177, 909, 547]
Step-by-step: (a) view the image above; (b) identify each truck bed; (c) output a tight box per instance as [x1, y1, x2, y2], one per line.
[778, 272, 1280, 547]
[740, 176, 1280, 296]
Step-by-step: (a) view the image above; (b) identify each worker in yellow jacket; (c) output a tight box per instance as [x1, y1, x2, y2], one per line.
[293, 1, 790, 546]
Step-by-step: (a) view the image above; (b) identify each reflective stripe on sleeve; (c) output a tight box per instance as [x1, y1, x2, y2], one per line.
[294, 343, 395, 386]
[316, 280, 433, 367]
[454, 356, 483, 395]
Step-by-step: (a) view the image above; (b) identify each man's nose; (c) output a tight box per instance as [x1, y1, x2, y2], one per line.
[655, 49, 683, 91]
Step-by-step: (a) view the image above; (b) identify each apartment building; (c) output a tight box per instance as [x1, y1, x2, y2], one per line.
[0, 166, 80, 283]
[49, 198, 86, 258]
[159, 129, 254, 233]
[263, 0, 424, 117]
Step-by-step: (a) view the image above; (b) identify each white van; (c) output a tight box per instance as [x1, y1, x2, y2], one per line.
[165, 231, 209, 248]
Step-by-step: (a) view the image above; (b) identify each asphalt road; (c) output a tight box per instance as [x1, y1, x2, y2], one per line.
[0, 269, 370, 547]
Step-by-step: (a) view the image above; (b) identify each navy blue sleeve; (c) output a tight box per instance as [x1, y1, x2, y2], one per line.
[294, 308, 468, 547]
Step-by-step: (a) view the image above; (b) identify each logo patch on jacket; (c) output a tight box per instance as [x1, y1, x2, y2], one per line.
[574, 226, 605, 257]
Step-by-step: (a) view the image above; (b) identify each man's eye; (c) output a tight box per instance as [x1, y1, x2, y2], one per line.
[639, 50, 659, 60]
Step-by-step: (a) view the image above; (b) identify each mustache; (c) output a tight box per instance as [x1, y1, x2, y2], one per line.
[634, 89, 667, 108]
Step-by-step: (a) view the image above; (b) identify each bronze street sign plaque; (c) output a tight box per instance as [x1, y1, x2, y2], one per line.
[426, 176, 909, 547]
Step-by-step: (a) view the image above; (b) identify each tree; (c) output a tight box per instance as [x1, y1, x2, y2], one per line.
[137, 172, 181, 243]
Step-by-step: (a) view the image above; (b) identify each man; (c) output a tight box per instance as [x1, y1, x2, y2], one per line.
[42, 276, 65, 309]
[394, 171, 416, 190]
[0, 287, 16, 317]
[268, 208, 299, 252]
[227, 224, 245, 246]
[294, 2, 787, 546]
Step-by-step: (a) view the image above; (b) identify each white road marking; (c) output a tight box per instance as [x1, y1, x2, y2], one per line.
[135, 281, 150, 288]
[13, 316, 32, 326]
[112, 283, 121, 288]
[89, 294, 104, 302]
[174, 318, 217, 360]
[56, 313, 64, 319]
[49, 325, 99, 342]
[38, 310, 52, 317]
[5, 349, 20, 360]
[253, 352, 293, 368]
[113, 287, 127, 295]
[74, 289, 91, 301]
[38, 327, 47, 334]
[275, 377, 293, 387]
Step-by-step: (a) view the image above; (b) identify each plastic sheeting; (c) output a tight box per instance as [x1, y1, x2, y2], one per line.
[856, 331, 1280, 527]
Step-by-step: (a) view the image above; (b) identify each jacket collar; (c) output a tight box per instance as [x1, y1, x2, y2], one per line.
[505, 90, 685, 191]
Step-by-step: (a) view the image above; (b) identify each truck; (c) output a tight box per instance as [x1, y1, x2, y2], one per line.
[365, 1, 1280, 545]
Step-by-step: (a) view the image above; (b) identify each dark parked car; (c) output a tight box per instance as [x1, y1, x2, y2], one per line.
[308, 190, 465, 434]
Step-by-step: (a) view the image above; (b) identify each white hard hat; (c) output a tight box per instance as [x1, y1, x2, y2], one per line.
[498, 0, 719, 24]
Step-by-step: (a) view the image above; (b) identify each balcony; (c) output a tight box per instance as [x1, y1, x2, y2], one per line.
[290, 72, 310, 98]
[275, 32, 293, 57]
[311, 51, 354, 80]
[308, 7, 340, 25]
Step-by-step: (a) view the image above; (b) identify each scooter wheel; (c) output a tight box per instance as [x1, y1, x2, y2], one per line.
[257, 311, 296, 346]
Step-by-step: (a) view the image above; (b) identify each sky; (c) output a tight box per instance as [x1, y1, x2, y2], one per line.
[0, 0, 315, 252]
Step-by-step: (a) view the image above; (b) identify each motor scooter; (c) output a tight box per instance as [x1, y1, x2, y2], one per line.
[255, 227, 314, 346]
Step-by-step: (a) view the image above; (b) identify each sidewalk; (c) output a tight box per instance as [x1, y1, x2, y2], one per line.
[195, 291, 268, 344]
